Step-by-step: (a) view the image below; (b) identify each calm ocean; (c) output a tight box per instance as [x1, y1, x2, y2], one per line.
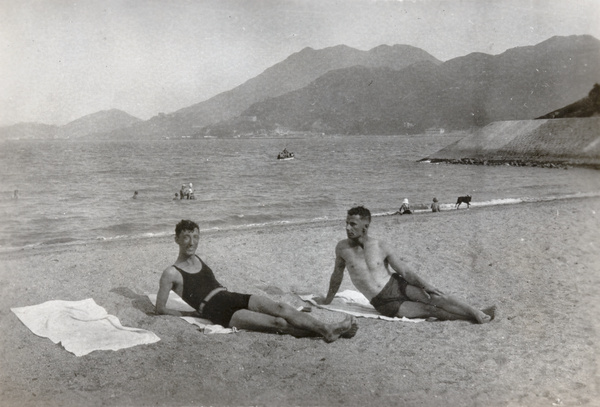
[1, 135, 599, 251]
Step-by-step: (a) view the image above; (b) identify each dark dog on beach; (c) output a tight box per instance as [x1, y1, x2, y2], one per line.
[455, 195, 472, 209]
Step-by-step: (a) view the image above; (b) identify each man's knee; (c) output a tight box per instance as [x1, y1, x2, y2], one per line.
[272, 301, 296, 316]
[251, 296, 291, 315]
[272, 316, 289, 330]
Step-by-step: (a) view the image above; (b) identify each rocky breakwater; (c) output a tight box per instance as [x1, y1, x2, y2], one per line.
[421, 117, 600, 169]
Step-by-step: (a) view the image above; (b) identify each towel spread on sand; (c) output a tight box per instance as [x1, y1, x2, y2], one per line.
[147, 293, 236, 334]
[11, 299, 161, 357]
[300, 290, 425, 322]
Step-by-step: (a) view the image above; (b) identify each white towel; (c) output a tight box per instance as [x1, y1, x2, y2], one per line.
[300, 290, 424, 322]
[147, 293, 236, 334]
[11, 299, 160, 357]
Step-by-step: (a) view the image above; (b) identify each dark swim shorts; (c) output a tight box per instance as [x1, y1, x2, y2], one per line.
[201, 291, 251, 327]
[370, 273, 410, 317]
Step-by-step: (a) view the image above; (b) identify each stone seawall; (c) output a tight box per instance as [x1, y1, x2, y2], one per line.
[423, 118, 600, 168]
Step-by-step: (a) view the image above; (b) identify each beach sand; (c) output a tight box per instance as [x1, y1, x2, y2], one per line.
[1, 197, 599, 407]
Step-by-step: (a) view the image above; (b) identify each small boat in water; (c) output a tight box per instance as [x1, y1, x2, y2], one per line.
[277, 149, 295, 160]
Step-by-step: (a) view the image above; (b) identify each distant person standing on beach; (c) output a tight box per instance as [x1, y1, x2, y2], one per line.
[431, 198, 440, 212]
[316, 206, 494, 323]
[155, 219, 358, 342]
[12, 189, 18, 200]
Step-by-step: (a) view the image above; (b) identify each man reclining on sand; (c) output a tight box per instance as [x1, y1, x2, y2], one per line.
[315, 206, 494, 323]
[155, 220, 358, 342]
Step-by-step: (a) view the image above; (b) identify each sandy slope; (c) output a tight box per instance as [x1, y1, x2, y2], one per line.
[1, 197, 599, 407]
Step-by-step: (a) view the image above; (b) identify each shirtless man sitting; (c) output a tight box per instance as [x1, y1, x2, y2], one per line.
[316, 206, 494, 323]
[156, 219, 358, 342]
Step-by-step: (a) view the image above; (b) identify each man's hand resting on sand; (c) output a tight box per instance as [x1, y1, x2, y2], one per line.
[312, 296, 328, 305]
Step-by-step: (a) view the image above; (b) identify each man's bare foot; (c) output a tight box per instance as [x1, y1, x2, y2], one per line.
[323, 316, 356, 343]
[481, 305, 496, 322]
[473, 305, 496, 323]
[341, 316, 358, 339]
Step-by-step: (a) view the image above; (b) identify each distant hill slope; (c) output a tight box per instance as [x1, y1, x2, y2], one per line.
[422, 117, 600, 168]
[0, 109, 140, 140]
[60, 109, 141, 139]
[537, 83, 600, 119]
[202, 35, 600, 136]
[99, 44, 440, 139]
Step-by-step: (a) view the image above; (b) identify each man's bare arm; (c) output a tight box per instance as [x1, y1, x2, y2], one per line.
[316, 248, 346, 305]
[384, 243, 443, 297]
[156, 268, 189, 316]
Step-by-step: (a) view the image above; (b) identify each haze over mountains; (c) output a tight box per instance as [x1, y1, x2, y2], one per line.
[0, 109, 140, 140]
[99, 44, 440, 140]
[217, 35, 599, 136]
[2, 35, 599, 140]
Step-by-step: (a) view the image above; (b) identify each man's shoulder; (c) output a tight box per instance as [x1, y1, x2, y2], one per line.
[160, 264, 180, 280]
[335, 238, 353, 250]
[366, 237, 388, 250]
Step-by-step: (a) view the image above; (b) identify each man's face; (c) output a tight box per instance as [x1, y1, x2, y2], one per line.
[345, 215, 368, 240]
[176, 228, 200, 256]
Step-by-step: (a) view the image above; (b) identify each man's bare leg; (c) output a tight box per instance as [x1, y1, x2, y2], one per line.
[232, 295, 357, 342]
[403, 285, 492, 323]
[229, 309, 320, 338]
[399, 301, 472, 321]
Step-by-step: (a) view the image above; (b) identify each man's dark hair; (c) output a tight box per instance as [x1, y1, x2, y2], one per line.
[175, 219, 199, 236]
[347, 206, 371, 222]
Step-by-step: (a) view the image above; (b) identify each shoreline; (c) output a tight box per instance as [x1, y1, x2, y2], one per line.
[1, 197, 599, 406]
[421, 157, 600, 169]
[2, 191, 600, 256]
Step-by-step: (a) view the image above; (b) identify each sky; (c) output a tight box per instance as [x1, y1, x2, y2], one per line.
[1, 0, 599, 126]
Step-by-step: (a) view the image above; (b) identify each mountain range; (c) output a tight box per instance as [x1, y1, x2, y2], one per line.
[95, 44, 441, 140]
[207, 35, 600, 136]
[1, 35, 599, 140]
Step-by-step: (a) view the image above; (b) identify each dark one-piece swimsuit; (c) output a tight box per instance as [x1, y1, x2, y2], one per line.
[173, 255, 251, 327]
[369, 273, 410, 317]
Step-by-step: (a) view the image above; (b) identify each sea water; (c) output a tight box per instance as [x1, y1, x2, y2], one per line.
[0, 135, 599, 250]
